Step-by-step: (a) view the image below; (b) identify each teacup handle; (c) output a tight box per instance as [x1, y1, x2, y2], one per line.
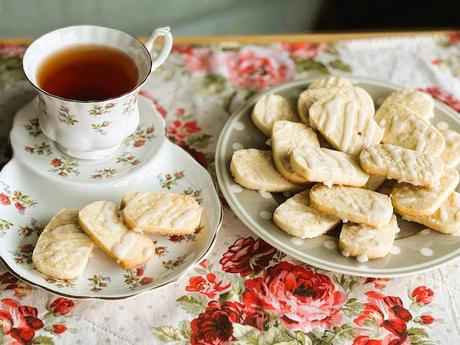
[145, 27, 173, 72]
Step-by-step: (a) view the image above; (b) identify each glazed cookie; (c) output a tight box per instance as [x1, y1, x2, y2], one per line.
[399, 192, 460, 235]
[359, 144, 444, 186]
[121, 192, 202, 235]
[391, 168, 459, 216]
[230, 149, 303, 192]
[339, 215, 398, 262]
[251, 94, 298, 136]
[308, 76, 353, 90]
[298, 86, 374, 127]
[380, 89, 434, 121]
[375, 103, 445, 156]
[309, 93, 383, 155]
[79, 201, 155, 269]
[439, 127, 460, 168]
[32, 209, 94, 280]
[272, 121, 319, 183]
[310, 184, 393, 227]
[273, 191, 341, 239]
[290, 146, 369, 187]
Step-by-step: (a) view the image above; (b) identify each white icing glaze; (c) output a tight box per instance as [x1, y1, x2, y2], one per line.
[356, 255, 369, 263]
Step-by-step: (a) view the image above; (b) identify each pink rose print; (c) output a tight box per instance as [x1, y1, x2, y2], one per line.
[281, 42, 328, 59]
[243, 261, 346, 332]
[225, 46, 295, 90]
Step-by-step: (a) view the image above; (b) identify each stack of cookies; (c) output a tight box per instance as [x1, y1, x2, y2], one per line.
[32, 192, 202, 280]
[230, 76, 460, 263]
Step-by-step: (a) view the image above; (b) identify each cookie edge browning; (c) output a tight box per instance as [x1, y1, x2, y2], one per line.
[32, 208, 94, 280]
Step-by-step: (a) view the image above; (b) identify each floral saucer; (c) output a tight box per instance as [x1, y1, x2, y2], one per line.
[216, 77, 460, 278]
[0, 94, 222, 299]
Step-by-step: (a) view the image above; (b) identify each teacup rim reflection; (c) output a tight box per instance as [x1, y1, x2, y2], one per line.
[23, 24, 153, 104]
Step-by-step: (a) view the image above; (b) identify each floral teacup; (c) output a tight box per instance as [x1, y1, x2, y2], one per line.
[23, 25, 172, 160]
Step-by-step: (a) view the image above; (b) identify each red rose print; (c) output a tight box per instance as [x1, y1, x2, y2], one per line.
[51, 158, 62, 167]
[186, 273, 231, 299]
[182, 48, 212, 73]
[0, 193, 10, 205]
[419, 314, 434, 325]
[140, 277, 154, 285]
[15, 202, 26, 214]
[0, 44, 27, 57]
[353, 291, 412, 344]
[364, 277, 391, 289]
[48, 297, 75, 316]
[446, 31, 460, 45]
[190, 300, 266, 345]
[169, 234, 185, 242]
[220, 237, 277, 277]
[133, 139, 145, 147]
[190, 301, 235, 345]
[0, 298, 44, 344]
[199, 259, 210, 267]
[242, 261, 346, 332]
[52, 324, 67, 334]
[419, 87, 460, 112]
[411, 286, 434, 305]
[167, 118, 201, 146]
[225, 46, 295, 90]
[139, 90, 167, 118]
[282, 42, 328, 59]
[135, 266, 144, 276]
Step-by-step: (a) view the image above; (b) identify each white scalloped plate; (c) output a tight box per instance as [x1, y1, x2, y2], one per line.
[216, 77, 460, 278]
[0, 95, 222, 299]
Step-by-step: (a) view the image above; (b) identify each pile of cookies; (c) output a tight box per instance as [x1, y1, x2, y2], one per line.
[230, 76, 460, 262]
[32, 192, 202, 280]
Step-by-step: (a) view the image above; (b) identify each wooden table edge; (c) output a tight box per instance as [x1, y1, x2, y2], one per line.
[0, 30, 448, 45]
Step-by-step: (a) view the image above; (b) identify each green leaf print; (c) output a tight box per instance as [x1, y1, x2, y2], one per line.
[176, 294, 208, 315]
[185, 134, 212, 150]
[294, 59, 329, 74]
[328, 59, 352, 72]
[231, 324, 298, 345]
[317, 323, 356, 345]
[33, 336, 55, 345]
[152, 325, 181, 342]
[342, 297, 364, 318]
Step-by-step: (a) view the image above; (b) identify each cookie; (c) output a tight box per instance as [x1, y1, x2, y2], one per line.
[365, 174, 386, 191]
[272, 120, 319, 183]
[251, 94, 298, 136]
[339, 215, 398, 262]
[310, 184, 393, 227]
[380, 89, 434, 121]
[121, 192, 202, 235]
[359, 144, 444, 186]
[230, 149, 303, 192]
[273, 191, 340, 239]
[290, 146, 369, 187]
[309, 93, 383, 155]
[79, 201, 155, 269]
[399, 192, 460, 235]
[298, 86, 374, 128]
[308, 76, 353, 90]
[439, 127, 460, 168]
[391, 168, 459, 216]
[32, 209, 94, 280]
[375, 103, 445, 156]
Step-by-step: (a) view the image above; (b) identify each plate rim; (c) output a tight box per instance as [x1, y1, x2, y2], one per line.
[215, 76, 460, 278]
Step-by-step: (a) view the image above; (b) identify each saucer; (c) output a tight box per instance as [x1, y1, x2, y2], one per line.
[0, 95, 222, 299]
[10, 96, 166, 183]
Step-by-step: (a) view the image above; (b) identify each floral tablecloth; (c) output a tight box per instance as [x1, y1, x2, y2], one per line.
[1, 32, 460, 345]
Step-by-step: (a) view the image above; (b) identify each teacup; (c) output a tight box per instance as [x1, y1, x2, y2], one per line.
[23, 25, 172, 160]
